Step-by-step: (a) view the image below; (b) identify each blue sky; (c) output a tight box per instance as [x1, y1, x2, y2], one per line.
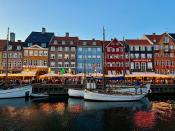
[0, 0, 175, 41]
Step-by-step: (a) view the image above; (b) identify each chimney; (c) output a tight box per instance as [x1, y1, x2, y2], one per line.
[152, 33, 156, 35]
[65, 32, 69, 37]
[18, 40, 22, 42]
[42, 27, 46, 34]
[92, 38, 95, 41]
[10, 32, 15, 42]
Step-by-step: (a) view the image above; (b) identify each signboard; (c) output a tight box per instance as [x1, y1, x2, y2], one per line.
[133, 59, 151, 62]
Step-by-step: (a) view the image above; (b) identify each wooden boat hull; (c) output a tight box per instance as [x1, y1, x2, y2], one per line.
[0, 85, 32, 99]
[84, 91, 146, 102]
[68, 89, 84, 98]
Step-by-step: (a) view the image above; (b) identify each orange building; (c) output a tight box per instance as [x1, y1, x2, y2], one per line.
[144, 33, 175, 74]
[23, 45, 48, 74]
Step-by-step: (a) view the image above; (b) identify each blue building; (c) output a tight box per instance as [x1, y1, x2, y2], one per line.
[77, 40, 103, 74]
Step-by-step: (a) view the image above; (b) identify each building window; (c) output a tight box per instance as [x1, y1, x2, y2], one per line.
[147, 54, 152, 58]
[70, 41, 74, 45]
[146, 46, 152, 51]
[50, 46, 55, 51]
[71, 62, 75, 67]
[93, 41, 96, 45]
[107, 47, 110, 52]
[14, 53, 17, 58]
[54, 40, 58, 45]
[34, 51, 38, 56]
[8, 45, 12, 50]
[23, 59, 27, 66]
[141, 46, 145, 51]
[24, 50, 28, 56]
[44, 60, 47, 66]
[62, 40, 66, 45]
[50, 62, 55, 67]
[71, 47, 75, 51]
[164, 36, 169, 43]
[28, 43, 32, 47]
[29, 50, 33, 56]
[83, 41, 87, 45]
[97, 55, 101, 58]
[130, 46, 134, 51]
[64, 62, 69, 67]
[58, 54, 62, 59]
[34, 60, 37, 66]
[170, 53, 174, 58]
[41, 43, 46, 48]
[135, 54, 139, 58]
[141, 54, 145, 58]
[112, 48, 115, 52]
[78, 48, 82, 52]
[135, 46, 139, 51]
[71, 54, 75, 59]
[17, 45, 21, 50]
[39, 51, 43, 56]
[116, 48, 119, 52]
[58, 47, 62, 51]
[50, 54, 55, 59]
[88, 48, 91, 52]
[64, 54, 69, 59]
[135, 62, 140, 69]
[154, 45, 159, 50]
[58, 62, 62, 67]
[170, 45, 174, 49]
[97, 48, 101, 52]
[44, 51, 48, 56]
[65, 47, 69, 52]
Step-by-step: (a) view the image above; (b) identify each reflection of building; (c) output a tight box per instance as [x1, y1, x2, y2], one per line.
[144, 33, 175, 74]
[105, 39, 130, 75]
[77, 39, 102, 73]
[2, 41, 24, 73]
[48, 33, 78, 74]
[0, 40, 7, 73]
[126, 39, 153, 73]
[23, 45, 48, 72]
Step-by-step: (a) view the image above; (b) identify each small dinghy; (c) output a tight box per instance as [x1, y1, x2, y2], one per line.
[31, 93, 49, 98]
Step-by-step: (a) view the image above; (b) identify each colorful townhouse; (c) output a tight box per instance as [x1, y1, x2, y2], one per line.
[23, 45, 48, 73]
[77, 39, 102, 74]
[105, 39, 130, 75]
[126, 39, 153, 73]
[2, 40, 24, 73]
[144, 33, 175, 74]
[48, 33, 78, 74]
[0, 40, 7, 73]
[24, 28, 54, 73]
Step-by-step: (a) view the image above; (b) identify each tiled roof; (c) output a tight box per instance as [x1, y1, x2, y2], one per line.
[168, 33, 175, 40]
[0, 40, 7, 50]
[25, 31, 54, 44]
[78, 39, 102, 46]
[145, 34, 162, 43]
[3, 41, 25, 51]
[49, 36, 79, 46]
[126, 39, 151, 45]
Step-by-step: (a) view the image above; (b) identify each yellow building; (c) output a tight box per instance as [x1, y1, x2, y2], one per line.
[23, 45, 48, 75]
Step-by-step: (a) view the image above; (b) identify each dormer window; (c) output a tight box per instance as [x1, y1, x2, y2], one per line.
[41, 43, 46, 48]
[54, 40, 58, 45]
[93, 41, 96, 45]
[62, 40, 66, 45]
[164, 36, 169, 43]
[83, 41, 87, 45]
[8, 45, 12, 50]
[17, 45, 21, 50]
[28, 43, 32, 47]
[153, 39, 156, 43]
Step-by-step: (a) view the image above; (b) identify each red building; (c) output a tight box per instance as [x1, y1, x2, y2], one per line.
[105, 39, 130, 75]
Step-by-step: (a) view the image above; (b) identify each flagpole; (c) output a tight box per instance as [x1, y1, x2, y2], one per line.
[102, 27, 106, 89]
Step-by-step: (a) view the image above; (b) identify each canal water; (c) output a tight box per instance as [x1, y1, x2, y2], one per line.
[0, 96, 175, 131]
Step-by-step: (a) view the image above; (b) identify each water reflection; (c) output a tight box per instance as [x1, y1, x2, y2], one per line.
[68, 97, 151, 112]
[0, 97, 174, 130]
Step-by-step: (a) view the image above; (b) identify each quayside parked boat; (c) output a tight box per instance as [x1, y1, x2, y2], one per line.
[0, 85, 32, 99]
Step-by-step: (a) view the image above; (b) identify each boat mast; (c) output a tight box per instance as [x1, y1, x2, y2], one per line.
[102, 27, 106, 89]
[5, 27, 9, 82]
[123, 37, 126, 85]
[83, 46, 86, 83]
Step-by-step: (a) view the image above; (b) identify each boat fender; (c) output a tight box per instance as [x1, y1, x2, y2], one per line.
[148, 89, 152, 94]
[25, 91, 30, 97]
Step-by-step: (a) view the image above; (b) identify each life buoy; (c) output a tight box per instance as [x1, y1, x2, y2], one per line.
[148, 89, 152, 94]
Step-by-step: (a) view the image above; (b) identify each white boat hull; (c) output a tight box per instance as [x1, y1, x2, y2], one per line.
[0, 85, 32, 99]
[84, 91, 146, 101]
[68, 89, 84, 98]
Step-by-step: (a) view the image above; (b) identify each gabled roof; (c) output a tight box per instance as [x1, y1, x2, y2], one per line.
[0, 40, 7, 50]
[145, 34, 162, 43]
[126, 39, 151, 46]
[23, 44, 47, 50]
[105, 38, 122, 47]
[25, 31, 54, 44]
[168, 33, 175, 40]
